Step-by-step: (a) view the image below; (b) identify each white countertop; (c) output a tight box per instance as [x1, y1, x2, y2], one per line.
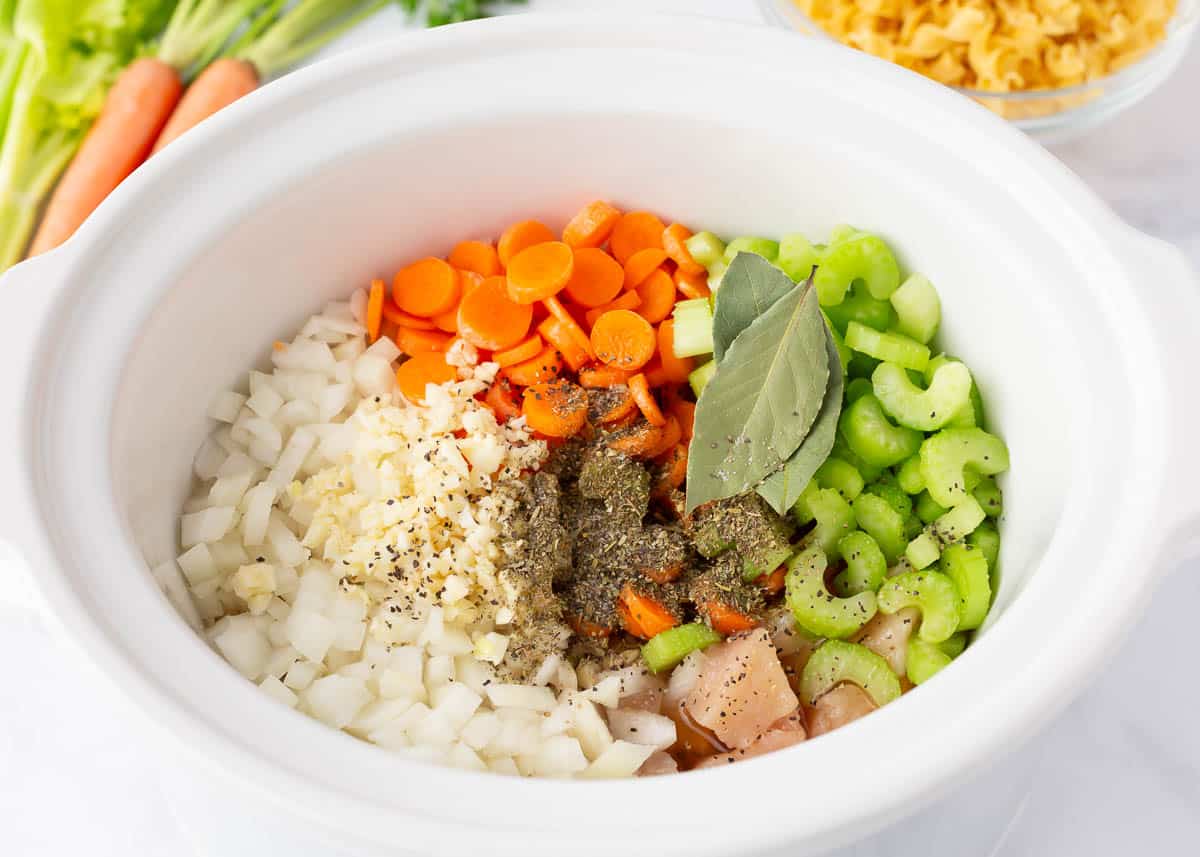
[3, 2, 1198, 854]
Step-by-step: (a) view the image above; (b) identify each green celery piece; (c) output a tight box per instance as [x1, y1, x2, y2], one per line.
[235, 0, 392, 80]
[973, 475, 1003, 518]
[968, 522, 1000, 574]
[932, 496, 986, 545]
[896, 455, 925, 494]
[641, 623, 722, 673]
[797, 487, 856, 556]
[834, 530, 887, 595]
[852, 491, 907, 564]
[889, 273, 941, 344]
[916, 490, 948, 523]
[839, 393, 923, 469]
[906, 638, 952, 685]
[940, 543, 991, 630]
[671, 297, 714, 358]
[786, 545, 876, 639]
[823, 282, 896, 334]
[723, 235, 779, 263]
[777, 233, 819, 282]
[919, 428, 1010, 508]
[844, 377, 873, 404]
[878, 570, 960, 643]
[845, 321, 930, 372]
[872, 360, 972, 431]
[814, 232, 900, 306]
[800, 640, 901, 707]
[814, 457, 863, 502]
[684, 230, 725, 268]
[688, 359, 715, 398]
[905, 530, 941, 570]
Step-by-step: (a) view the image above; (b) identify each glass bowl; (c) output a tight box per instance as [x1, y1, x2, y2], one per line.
[760, 0, 1200, 144]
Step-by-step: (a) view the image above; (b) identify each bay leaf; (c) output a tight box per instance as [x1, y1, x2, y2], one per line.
[756, 326, 845, 514]
[712, 252, 798, 363]
[685, 278, 829, 514]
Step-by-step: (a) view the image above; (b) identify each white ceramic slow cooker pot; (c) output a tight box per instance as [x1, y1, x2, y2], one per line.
[3, 14, 1199, 857]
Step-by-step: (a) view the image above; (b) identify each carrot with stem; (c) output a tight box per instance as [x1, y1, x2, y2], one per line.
[152, 0, 392, 153]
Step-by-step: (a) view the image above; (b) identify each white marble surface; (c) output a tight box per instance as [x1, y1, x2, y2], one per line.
[2, 1, 1198, 854]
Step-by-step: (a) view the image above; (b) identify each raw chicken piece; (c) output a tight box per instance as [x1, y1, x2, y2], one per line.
[694, 711, 806, 768]
[638, 751, 679, 776]
[852, 607, 918, 677]
[684, 628, 799, 749]
[806, 684, 876, 737]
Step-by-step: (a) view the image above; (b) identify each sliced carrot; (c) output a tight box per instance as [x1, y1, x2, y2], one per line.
[609, 211, 667, 265]
[755, 567, 787, 596]
[393, 257, 461, 317]
[652, 443, 688, 496]
[503, 346, 563, 386]
[497, 220, 556, 267]
[643, 360, 672, 388]
[656, 318, 695, 383]
[448, 240, 501, 277]
[506, 241, 574, 304]
[457, 275, 532, 350]
[395, 326, 453, 355]
[584, 291, 642, 328]
[493, 334, 544, 368]
[432, 307, 458, 333]
[542, 295, 595, 361]
[588, 386, 638, 425]
[568, 615, 614, 639]
[458, 270, 485, 294]
[485, 377, 523, 421]
[635, 268, 676, 324]
[563, 247, 624, 307]
[383, 300, 438, 330]
[522, 380, 589, 438]
[702, 601, 760, 635]
[663, 223, 706, 275]
[395, 352, 458, 403]
[674, 267, 712, 300]
[628, 372, 666, 427]
[645, 415, 682, 460]
[623, 247, 669, 291]
[539, 317, 590, 372]
[670, 398, 696, 441]
[590, 310, 656, 371]
[366, 279, 385, 343]
[578, 364, 632, 388]
[380, 319, 399, 346]
[562, 200, 621, 249]
[617, 583, 679, 639]
[606, 419, 665, 459]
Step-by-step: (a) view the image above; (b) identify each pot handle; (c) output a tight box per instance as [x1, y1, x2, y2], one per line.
[1115, 227, 1200, 567]
[0, 250, 71, 615]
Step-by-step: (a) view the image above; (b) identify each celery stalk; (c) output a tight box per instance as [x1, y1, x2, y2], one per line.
[671, 297, 714, 358]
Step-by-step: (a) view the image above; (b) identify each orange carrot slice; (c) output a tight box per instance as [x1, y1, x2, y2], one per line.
[589, 386, 638, 425]
[485, 377, 523, 420]
[493, 334, 543, 368]
[395, 326, 453, 355]
[674, 267, 712, 300]
[755, 567, 787, 596]
[584, 291, 642, 328]
[578, 364, 632, 388]
[644, 414, 682, 459]
[393, 257, 461, 317]
[562, 200, 622, 248]
[395, 352, 458, 403]
[563, 247, 624, 307]
[448, 240, 501, 277]
[503, 346, 563, 386]
[498, 220, 556, 267]
[522, 380, 589, 438]
[629, 372, 666, 426]
[623, 247, 669, 291]
[506, 241, 574, 304]
[702, 601, 760, 635]
[457, 275, 533, 350]
[590, 310, 656, 371]
[670, 398, 696, 441]
[655, 319, 695, 383]
[542, 295, 595, 361]
[366, 279, 385, 343]
[635, 268, 676, 324]
[663, 223, 706, 275]
[606, 419, 665, 459]
[617, 583, 678, 639]
[610, 211, 666, 265]
[539, 317, 590, 372]
[652, 443, 688, 496]
[383, 301, 438, 330]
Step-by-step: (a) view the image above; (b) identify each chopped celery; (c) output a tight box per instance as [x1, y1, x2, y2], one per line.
[906, 638, 952, 685]
[878, 570, 960, 643]
[919, 428, 1010, 507]
[968, 521, 1000, 573]
[852, 492, 907, 563]
[939, 632, 969, 658]
[916, 490, 948, 523]
[684, 231, 725, 268]
[862, 475, 912, 519]
[845, 377, 874, 404]
[742, 542, 795, 582]
[823, 284, 896, 334]
[871, 361, 972, 431]
[815, 457, 864, 502]
[813, 233, 900, 305]
[903, 513, 923, 540]
[828, 224, 861, 244]
[671, 298, 714, 358]
[641, 623, 722, 673]
[973, 476, 1003, 518]
[847, 352, 882, 380]
[777, 233, 819, 282]
[786, 546, 877, 639]
[689, 359, 716, 398]
[831, 435, 884, 483]
[940, 543, 991, 630]
[797, 487, 857, 556]
[724, 236, 779, 262]
[834, 530, 887, 595]
[932, 496, 986, 544]
[707, 259, 728, 291]
[897, 455, 925, 494]
[905, 531, 941, 569]
[889, 273, 941, 344]
[844, 322, 930, 372]
[839, 394, 923, 469]
[791, 480, 819, 525]
[800, 640, 901, 707]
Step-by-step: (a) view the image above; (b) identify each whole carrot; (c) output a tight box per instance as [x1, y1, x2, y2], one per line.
[151, 58, 259, 153]
[28, 0, 269, 257]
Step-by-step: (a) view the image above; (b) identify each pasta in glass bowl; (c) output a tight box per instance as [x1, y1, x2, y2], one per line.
[761, 0, 1199, 143]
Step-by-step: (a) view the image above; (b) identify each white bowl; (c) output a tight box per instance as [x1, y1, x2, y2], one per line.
[2, 14, 1199, 857]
